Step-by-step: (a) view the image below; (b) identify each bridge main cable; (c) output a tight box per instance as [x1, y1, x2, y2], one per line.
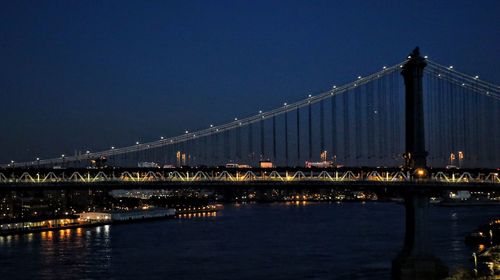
[4, 61, 409, 168]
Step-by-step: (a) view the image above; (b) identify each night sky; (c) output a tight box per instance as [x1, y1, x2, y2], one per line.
[1, 0, 499, 163]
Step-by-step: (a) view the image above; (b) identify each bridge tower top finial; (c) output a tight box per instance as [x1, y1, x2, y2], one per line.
[410, 47, 420, 58]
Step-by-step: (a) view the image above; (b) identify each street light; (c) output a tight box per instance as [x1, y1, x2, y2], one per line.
[415, 168, 427, 178]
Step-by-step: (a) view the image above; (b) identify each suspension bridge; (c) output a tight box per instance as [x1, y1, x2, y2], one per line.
[1, 48, 499, 279]
[1, 48, 499, 185]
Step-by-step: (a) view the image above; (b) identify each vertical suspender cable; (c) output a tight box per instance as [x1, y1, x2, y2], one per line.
[225, 130, 229, 161]
[285, 110, 289, 165]
[260, 118, 265, 160]
[354, 85, 361, 165]
[366, 80, 374, 164]
[390, 71, 397, 164]
[248, 123, 253, 163]
[296, 107, 301, 163]
[236, 126, 241, 160]
[438, 73, 445, 165]
[461, 81, 467, 166]
[375, 78, 382, 160]
[320, 100, 325, 155]
[308, 102, 313, 160]
[272, 115, 277, 161]
[343, 91, 350, 163]
[331, 95, 337, 163]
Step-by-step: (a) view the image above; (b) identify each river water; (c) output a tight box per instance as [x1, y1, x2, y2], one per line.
[0, 202, 497, 279]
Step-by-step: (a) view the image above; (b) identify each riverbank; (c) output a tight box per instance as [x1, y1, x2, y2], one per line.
[0, 207, 176, 236]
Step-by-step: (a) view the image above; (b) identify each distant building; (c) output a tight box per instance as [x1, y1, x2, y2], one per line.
[259, 160, 273, 168]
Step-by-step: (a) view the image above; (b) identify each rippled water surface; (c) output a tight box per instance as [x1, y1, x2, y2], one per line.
[0, 203, 497, 279]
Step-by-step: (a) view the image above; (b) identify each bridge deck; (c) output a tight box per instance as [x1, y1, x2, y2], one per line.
[0, 167, 498, 191]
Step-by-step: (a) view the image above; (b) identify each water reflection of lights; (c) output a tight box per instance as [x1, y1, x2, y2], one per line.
[176, 212, 217, 219]
[40, 231, 54, 240]
[284, 201, 309, 206]
[57, 228, 73, 240]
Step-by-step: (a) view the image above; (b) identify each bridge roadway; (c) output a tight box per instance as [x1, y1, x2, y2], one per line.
[0, 167, 498, 192]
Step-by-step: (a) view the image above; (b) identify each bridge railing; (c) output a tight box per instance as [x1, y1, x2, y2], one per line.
[0, 170, 498, 185]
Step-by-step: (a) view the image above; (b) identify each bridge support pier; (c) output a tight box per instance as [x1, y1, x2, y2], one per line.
[392, 192, 448, 280]
[393, 48, 448, 280]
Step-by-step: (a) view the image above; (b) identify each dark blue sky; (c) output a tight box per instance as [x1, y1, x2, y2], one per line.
[1, 0, 499, 163]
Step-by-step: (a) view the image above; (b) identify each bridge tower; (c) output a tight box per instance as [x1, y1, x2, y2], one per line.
[402, 47, 427, 169]
[392, 48, 448, 280]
